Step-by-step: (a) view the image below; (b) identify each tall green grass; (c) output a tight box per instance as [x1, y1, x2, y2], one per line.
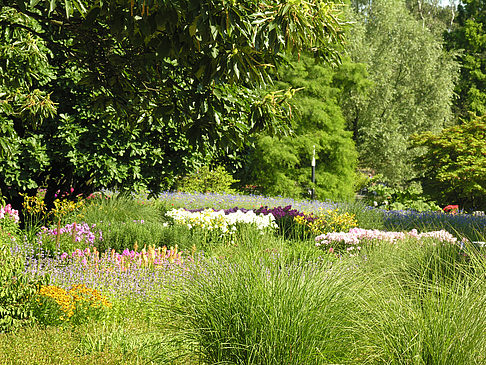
[350, 239, 486, 364]
[77, 194, 162, 224]
[337, 200, 385, 230]
[168, 253, 356, 364]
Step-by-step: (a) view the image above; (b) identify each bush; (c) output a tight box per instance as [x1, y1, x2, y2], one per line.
[176, 165, 238, 194]
[412, 115, 486, 211]
[360, 175, 441, 212]
[0, 244, 46, 333]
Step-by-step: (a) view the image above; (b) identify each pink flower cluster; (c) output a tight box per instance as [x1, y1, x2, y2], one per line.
[59, 245, 184, 271]
[0, 204, 20, 223]
[38, 222, 102, 245]
[315, 228, 458, 254]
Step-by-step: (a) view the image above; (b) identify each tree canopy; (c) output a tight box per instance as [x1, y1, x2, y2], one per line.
[241, 55, 358, 201]
[0, 0, 348, 207]
[412, 114, 486, 210]
[342, 0, 459, 185]
[446, 0, 486, 118]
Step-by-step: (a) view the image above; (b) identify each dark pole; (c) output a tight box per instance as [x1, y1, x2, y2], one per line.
[311, 145, 315, 200]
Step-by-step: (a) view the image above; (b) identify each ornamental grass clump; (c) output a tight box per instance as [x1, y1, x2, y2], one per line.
[349, 237, 486, 364]
[34, 283, 112, 326]
[94, 220, 182, 253]
[169, 255, 356, 364]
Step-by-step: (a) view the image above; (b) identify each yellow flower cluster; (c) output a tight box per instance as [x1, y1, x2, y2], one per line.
[69, 284, 112, 310]
[294, 208, 358, 235]
[21, 193, 47, 216]
[52, 198, 84, 220]
[37, 284, 111, 321]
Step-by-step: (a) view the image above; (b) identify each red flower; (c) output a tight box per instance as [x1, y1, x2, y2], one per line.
[443, 205, 459, 214]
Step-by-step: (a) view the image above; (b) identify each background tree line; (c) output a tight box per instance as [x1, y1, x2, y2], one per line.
[0, 0, 485, 210]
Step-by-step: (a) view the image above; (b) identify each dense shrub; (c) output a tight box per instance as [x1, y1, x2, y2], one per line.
[412, 115, 486, 210]
[0, 244, 47, 333]
[360, 175, 441, 212]
[176, 165, 238, 194]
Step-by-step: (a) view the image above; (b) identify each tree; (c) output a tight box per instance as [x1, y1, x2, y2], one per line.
[240, 55, 358, 201]
[412, 114, 486, 210]
[445, 0, 486, 118]
[343, 0, 459, 185]
[405, 0, 458, 35]
[0, 0, 348, 209]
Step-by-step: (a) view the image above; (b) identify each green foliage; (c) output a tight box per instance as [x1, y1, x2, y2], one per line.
[0, 0, 348, 209]
[177, 165, 238, 194]
[412, 115, 486, 210]
[404, 0, 458, 36]
[344, 0, 459, 184]
[242, 55, 358, 201]
[361, 175, 442, 212]
[0, 244, 46, 333]
[446, 0, 486, 118]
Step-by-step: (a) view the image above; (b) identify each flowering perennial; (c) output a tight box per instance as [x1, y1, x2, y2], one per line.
[60, 244, 185, 271]
[37, 222, 103, 246]
[0, 204, 20, 223]
[294, 208, 358, 235]
[316, 228, 459, 255]
[166, 208, 277, 236]
[21, 240, 188, 304]
[37, 283, 112, 322]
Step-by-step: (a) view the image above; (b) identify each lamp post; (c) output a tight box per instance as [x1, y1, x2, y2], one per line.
[311, 145, 315, 200]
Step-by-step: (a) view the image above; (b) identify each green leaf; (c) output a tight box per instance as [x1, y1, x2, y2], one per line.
[49, 0, 56, 14]
[29, 0, 41, 8]
[189, 20, 197, 36]
[65, 0, 72, 18]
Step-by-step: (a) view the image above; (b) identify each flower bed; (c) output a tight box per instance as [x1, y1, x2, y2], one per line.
[316, 228, 461, 255]
[166, 208, 278, 238]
